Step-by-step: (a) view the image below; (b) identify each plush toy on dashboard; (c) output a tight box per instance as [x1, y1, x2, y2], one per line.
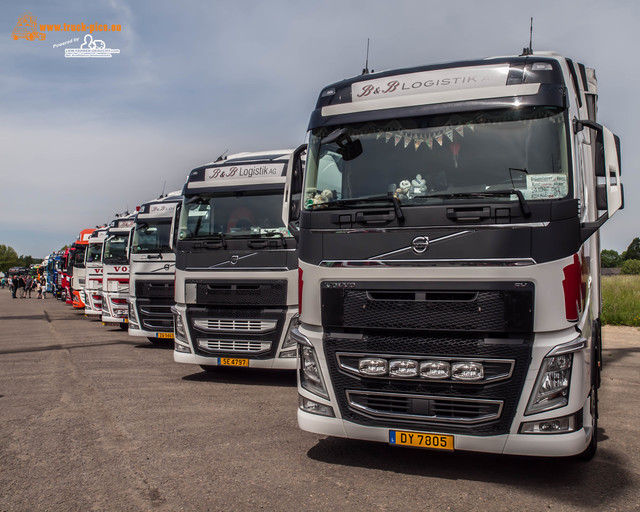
[396, 180, 411, 200]
[409, 174, 428, 198]
[321, 189, 334, 202]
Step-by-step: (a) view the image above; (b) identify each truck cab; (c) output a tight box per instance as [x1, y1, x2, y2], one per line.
[292, 52, 622, 458]
[71, 228, 96, 309]
[84, 227, 108, 318]
[173, 148, 305, 370]
[128, 192, 183, 342]
[101, 215, 135, 329]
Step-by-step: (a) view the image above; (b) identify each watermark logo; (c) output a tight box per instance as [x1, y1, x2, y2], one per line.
[12, 12, 46, 41]
[65, 34, 120, 58]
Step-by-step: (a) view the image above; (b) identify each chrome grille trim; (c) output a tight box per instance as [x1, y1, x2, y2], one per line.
[197, 339, 272, 354]
[346, 390, 503, 425]
[193, 318, 277, 333]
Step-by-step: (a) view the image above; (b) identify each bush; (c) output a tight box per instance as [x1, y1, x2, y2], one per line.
[621, 259, 640, 275]
[601, 249, 622, 268]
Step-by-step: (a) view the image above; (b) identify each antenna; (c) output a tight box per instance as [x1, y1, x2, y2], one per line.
[215, 149, 229, 162]
[362, 38, 372, 75]
[521, 17, 534, 56]
[159, 180, 166, 199]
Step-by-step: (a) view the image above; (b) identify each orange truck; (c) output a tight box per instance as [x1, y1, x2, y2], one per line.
[71, 228, 97, 309]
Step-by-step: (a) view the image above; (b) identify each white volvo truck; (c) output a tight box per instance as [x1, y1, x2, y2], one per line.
[102, 214, 136, 330]
[173, 148, 305, 370]
[128, 192, 183, 342]
[84, 227, 108, 318]
[291, 51, 623, 459]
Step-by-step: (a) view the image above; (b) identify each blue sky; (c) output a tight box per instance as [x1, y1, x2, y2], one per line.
[1, 0, 638, 256]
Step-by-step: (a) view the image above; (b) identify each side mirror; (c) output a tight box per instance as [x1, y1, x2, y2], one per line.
[284, 144, 307, 241]
[575, 119, 623, 242]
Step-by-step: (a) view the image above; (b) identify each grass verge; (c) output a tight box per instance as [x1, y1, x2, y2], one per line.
[602, 275, 640, 326]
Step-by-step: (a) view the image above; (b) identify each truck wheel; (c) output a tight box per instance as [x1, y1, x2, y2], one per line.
[578, 385, 598, 461]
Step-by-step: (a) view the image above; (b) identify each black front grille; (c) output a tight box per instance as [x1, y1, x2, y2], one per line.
[187, 307, 286, 359]
[136, 298, 174, 333]
[322, 282, 534, 333]
[324, 334, 532, 435]
[135, 280, 174, 298]
[193, 280, 287, 306]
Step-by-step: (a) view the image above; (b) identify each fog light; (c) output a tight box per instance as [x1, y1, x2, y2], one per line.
[279, 349, 297, 358]
[174, 342, 191, 354]
[299, 395, 335, 417]
[451, 362, 484, 381]
[359, 358, 388, 376]
[520, 413, 578, 434]
[420, 361, 450, 379]
[389, 359, 419, 378]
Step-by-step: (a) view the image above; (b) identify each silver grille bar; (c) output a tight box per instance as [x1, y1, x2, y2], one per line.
[197, 339, 271, 354]
[193, 318, 277, 333]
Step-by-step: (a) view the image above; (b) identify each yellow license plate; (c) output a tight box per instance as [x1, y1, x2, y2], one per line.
[389, 430, 454, 451]
[157, 332, 174, 339]
[219, 357, 249, 367]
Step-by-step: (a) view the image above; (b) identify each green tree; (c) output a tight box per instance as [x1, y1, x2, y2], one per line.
[0, 244, 20, 273]
[601, 249, 622, 268]
[624, 237, 640, 261]
[621, 259, 640, 275]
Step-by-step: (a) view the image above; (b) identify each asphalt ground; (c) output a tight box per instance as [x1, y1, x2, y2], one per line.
[1, 289, 639, 511]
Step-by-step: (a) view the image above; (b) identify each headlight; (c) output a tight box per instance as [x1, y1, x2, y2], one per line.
[172, 307, 187, 341]
[281, 314, 300, 350]
[526, 353, 573, 415]
[295, 329, 329, 399]
[128, 302, 138, 323]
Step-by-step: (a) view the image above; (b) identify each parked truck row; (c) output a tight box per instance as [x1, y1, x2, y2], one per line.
[40, 50, 623, 460]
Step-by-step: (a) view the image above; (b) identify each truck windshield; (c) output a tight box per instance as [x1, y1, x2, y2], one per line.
[87, 242, 103, 263]
[132, 220, 172, 253]
[178, 189, 288, 240]
[103, 235, 129, 264]
[72, 246, 87, 267]
[305, 107, 569, 209]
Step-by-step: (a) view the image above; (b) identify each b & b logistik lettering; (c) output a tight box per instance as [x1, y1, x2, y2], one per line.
[357, 75, 480, 98]
[208, 166, 279, 179]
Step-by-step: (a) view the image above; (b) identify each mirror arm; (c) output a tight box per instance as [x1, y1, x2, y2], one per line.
[573, 118, 603, 134]
[580, 213, 608, 243]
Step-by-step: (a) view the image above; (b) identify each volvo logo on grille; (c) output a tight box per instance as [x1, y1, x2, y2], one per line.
[411, 236, 429, 254]
[230, 255, 239, 265]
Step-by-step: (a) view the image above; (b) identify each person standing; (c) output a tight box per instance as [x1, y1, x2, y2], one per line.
[26, 276, 34, 298]
[18, 275, 26, 298]
[10, 276, 17, 299]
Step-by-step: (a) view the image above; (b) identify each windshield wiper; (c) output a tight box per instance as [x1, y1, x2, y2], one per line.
[413, 189, 531, 217]
[321, 192, 405, 221]
[260, 230, 288, 248]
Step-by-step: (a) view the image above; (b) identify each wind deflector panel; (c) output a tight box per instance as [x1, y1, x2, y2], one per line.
[321, 282, 533, 333]
[192, 280, 287, 306]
